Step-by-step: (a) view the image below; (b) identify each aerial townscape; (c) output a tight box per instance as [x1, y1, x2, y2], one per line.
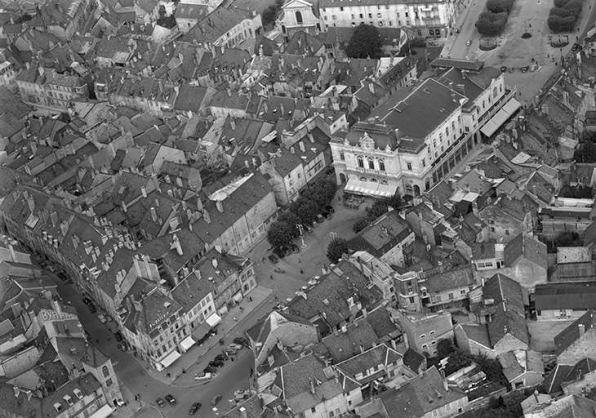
[4, 0, 596, 417]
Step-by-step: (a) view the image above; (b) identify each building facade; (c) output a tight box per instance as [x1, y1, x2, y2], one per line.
[318, 0, 456, 38]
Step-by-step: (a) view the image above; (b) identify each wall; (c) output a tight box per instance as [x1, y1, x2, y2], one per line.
[562, 369, 596, 396]
[493, 334, 528, 360]
[537, 309, 587, 321]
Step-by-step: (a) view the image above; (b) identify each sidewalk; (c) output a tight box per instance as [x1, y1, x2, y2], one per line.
[135, 286, 273, 388]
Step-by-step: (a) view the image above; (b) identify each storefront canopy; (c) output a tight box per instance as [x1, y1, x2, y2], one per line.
[344, 178, 398, 198]
[180, 336, 196, 352]
[480, 97, 522, 137]
[89, 405, 114, 418]
[206, 313, 222, 328]
[159, 350, 181, 369]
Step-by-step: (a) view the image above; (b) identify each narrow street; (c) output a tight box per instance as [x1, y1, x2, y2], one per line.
[53, 278, 260, 418]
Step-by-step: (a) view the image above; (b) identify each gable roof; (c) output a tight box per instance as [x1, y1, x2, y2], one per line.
[554, 311, 596, 357]
[535, 282, 596, 311]
[335, 344, 402, 385]
[504, 233, 547, 270]
[348, 210, 412, 258]
[379, 367, 466, 418]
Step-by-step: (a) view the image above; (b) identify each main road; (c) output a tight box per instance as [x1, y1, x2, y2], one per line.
[54, 279, 255, 418]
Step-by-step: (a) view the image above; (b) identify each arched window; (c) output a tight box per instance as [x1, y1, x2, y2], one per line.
[493, 87, 498, 98]
[102, 366, 109, 378]
[296, 11, 303, 24]
[357, 156, 364, 168]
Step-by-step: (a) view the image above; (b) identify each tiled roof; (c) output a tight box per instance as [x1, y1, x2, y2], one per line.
[554, 311, 596, 357]
[336, 344, 402, 383]
[348, 210, 412, 258]
[535, 282, 596, 311]
[402, 348, 425, 372]
[503, 233, 547, 270]
[422, 264, 475, 293]
[171, 271, 212, 313]
[287, 259, 383, 329]
[379, 367, 466, 418]
[322, 320, 379, 363]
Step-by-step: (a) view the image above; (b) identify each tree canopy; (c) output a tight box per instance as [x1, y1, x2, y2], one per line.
[327, 238, 349, 263]
[346, 24, 383, 59]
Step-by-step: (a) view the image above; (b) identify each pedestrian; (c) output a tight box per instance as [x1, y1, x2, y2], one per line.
[249, 296, 253, 302]
[96, 339, 99, 343]
[270, 274, 273, 280]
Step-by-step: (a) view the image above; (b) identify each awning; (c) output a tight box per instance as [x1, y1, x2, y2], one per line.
[344, 178, 368, 194]
[192, 322, 211, 342]
[180, 335, 196, 352]
[159, 350, 181, 369]
[232, 291, 243, 303]
[89, 404, 114, 418]
[480, 98, 522, 137]
[206, 313, 222, 327]
[344, 178, 397, 197]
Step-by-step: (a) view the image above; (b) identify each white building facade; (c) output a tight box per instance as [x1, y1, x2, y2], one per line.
[318, 0, 456, 37]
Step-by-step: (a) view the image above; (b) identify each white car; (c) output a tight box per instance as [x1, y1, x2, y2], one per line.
[115, 399, 125, 407]
[98, 314, 107, 324]
[194, 372, 215, 381]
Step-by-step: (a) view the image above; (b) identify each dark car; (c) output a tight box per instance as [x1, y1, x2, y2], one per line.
[117, 342, 128, 352]
[209, 360, 224, 368]
[204, 366, 217, 374]
[214, 354, 225, 362]
[156, 398, 166, 408]
[211, 395, 222, 406]
[114, 332, 123, 342]
[315, 214, 325, 223]
[501, 66, 508, 72]
[233, 337, 248, 347]
[165, 394, 176, 405]
[521, 65, 529, 73]
[324, 205, 335, 214]
[273, 247, 286, 258]
[87, 304, 97, 313]
[189, 402, 202, 415]
[267, 253, 278, 264]
[83, 297, 93, 305]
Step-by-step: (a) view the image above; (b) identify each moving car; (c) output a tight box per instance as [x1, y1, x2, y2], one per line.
[211, 395, 222, 406]
[165, 394, 177, 405]
[189, 402, 202, 415]
[156, 398, 166, 407]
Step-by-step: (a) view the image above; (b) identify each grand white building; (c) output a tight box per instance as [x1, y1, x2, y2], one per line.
[318, 0, 457, 37]
[331, 61, 520, 197]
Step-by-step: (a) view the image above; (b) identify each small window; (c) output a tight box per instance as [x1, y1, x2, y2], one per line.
[340, 151, 345, 160]
[106, 378, 113, 387]
[407, 162, 412, 171]
[368, 159, 375, 169]
[420, 334, 425, 339]
[311, 407, 316, 413]
[379, 160, 385, 171]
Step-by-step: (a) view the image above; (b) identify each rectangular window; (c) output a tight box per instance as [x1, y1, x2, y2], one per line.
[368, 13, 372, 18]
[311, 407, 316, 413]
[368, 159, 375, 169]
[379, 160, 385, 171]
[407, 162, 412, 171]
[340, 6, 344, 10]
[358, 157, 364, 168]
[106, 378, 113, 387]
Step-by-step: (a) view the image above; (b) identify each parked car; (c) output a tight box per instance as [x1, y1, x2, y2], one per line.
[209, 360, 224, 368]
[98, 314, 107, 324]
[324, 205, 335, 214]
[165, 394, 177, 405]
[117, 342, 128, 352]
[83, 297, 93, 305]
[228, 343, 243, 351]
[214, 354, 225, 362]
[204, 366, 217, 374]
[233, 337, 248, 347]
[189, 402, 202, 415]
[114, 399, 125, 407]
[315, 214, 325, 223]
[268, 253, 278, 264]
[234, 389, 251, 401]
[114, 332, 123, 342]
[156, 398, 166, 407]
[87, 304, 97, 313]
[211, 395, 222, 406]
[466, 39, 472, 46]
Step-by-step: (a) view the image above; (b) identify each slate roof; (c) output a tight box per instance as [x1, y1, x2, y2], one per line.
[482, 274, 528, 347]
[348, 210, 413, 258]
[403, 348, 426, 372]
[554, 311, 596, 357]
[287, 259, 383, 330]
[503, 233, 547, 270]
[275, 354, 346, 414]
[336, 344, 402, 385]
[422, 264, 475, 293]
[321, 320, 380, 363]
[535, 282, 596, 311]
[379, 367, 467, 418]
[381, 78, 466, 149]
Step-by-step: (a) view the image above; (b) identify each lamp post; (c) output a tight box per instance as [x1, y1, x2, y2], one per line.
[297, 224, 306, 248]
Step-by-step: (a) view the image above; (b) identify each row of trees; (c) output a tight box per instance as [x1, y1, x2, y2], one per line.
[267, 179, 337, 251]
[548, 0, 582, 33]
[475, 0, 515, 36]
[352, 195, 403, 233]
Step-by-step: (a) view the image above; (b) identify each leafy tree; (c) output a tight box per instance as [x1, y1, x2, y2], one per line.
[278, 211, 301, 237]
[554, 231, 581, 247]
[437, 339, 456, 358]
[293, 198, 319, 225]
[261, 0, 284, 29]
[346, 24, 383, 59]
[475, 11, 508, 36]
[574, 141, 596, 162]
[474, 353, 508, 386]
[487, 0, 515, 13]
[353, 218, 370, 233]
[384, 194, 402, 211]
[558, 185, 593, 199]
[267, 221, 294, 250]
[327, 238, 349, 263]
[444, 349, 473, 376]
[367, 200, 389, 221]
